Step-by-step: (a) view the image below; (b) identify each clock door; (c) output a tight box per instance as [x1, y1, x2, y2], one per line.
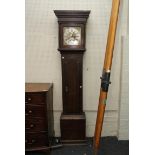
[61, 54, 83, 114]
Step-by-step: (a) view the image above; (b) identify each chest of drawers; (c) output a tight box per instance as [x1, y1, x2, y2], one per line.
[25, 83, 54, 151]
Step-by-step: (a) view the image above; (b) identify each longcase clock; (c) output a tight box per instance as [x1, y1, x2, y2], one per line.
[54, 10, 90, 144]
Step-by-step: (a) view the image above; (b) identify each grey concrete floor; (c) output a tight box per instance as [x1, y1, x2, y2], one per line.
[26, 137, 129, 155]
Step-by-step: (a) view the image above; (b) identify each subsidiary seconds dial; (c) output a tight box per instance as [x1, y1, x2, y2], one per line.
[63, 27, 81, 46]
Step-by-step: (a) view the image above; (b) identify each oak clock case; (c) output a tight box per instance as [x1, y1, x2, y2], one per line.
[54, 10, 90, 144]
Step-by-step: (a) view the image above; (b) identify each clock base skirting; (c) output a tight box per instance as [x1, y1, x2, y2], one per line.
[60, 139, 87, 145]
[60, 113, 86, 144]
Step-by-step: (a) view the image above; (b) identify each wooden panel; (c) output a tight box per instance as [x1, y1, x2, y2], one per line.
[25, 92, 46, 105]
[25, 83, 52, 92]
[25, 118, 48, 132]
[60, 114, 85, 141]
[25, 132, 48, 148]
[61, 54, 83, 114]
[25, 104, 46, 118]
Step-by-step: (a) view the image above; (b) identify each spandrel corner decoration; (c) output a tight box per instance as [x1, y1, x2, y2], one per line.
[54, 10, 90, 144]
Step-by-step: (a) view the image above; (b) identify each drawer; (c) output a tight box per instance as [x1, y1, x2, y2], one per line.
[25, 132, 48, 148]
[25, 92, 46, 105]
[25, 104, 47, 118]
[25, 118, 48, 132]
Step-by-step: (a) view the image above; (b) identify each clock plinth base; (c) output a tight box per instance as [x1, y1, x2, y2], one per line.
[60, 113, 86, 144]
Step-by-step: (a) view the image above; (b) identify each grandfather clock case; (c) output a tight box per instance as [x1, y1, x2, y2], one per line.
[54, 10, 90, 144]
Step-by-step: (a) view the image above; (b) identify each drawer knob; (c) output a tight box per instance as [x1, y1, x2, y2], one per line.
[80, 85, 82, 88]
[28, 110, 32, 113]
[65, 86, 69, 92]
[32, 139, 36, 143]
[30, 124, 34, 128]
[28, 98, 31, 101]
[28, 139, 36, 145]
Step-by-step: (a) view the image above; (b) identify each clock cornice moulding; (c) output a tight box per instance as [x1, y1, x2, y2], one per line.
[54, 10, 91, 23]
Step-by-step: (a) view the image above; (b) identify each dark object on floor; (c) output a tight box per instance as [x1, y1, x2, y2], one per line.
[25, 137, 129, 155]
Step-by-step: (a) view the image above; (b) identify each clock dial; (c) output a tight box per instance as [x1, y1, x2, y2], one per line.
[63, 27, 81, 46]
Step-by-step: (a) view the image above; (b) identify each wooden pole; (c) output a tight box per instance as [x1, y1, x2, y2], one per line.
[93, 0, 120, 154]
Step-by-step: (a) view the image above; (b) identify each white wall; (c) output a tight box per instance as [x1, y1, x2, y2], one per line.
[26, 0, 129, 139]
[118, 0, 129, 140]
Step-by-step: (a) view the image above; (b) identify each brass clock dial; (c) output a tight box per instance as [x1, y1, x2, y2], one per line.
[63, 27, 81, 46]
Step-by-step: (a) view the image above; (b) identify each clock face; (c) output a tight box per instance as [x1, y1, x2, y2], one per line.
[63, 27, 81, 46]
